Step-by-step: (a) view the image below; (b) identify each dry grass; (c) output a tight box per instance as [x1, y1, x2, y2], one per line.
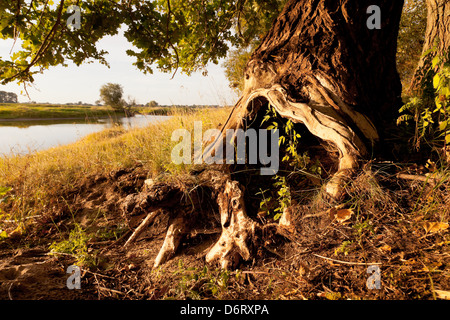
[0, 107, 230, 222]
[0, 106, 449, 300]
[0, 103, 123, 119]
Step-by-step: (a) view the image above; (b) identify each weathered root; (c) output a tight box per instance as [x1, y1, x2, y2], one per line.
[205, 179, 257, 269]
[153, 213, 191, 268]
[121, 73, 380, 267]
[120, 169, 258, 269]
[205, 75, 378, 199]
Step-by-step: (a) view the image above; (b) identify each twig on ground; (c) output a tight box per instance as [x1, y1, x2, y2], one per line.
[124, 210, 161, 247]
[311, 253, 381, 266]
[8, 283, 13, 300]
[98, 286, 126, 296]
[396, 173, 441, 184]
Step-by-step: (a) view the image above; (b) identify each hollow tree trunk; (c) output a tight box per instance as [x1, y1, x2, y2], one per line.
[207, 0, 404, 198]
[410, 0, 450, 92]
[201, 0, 405, 268]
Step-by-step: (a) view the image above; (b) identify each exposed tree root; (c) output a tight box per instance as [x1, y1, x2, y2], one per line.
[205, 179, 257, 269]
[121, 70, 383, 268]
[154, 213, 191, 268]
[205, 77, 378, 199]
[120, 168, 259, 269]
[124, 210, 161, 248]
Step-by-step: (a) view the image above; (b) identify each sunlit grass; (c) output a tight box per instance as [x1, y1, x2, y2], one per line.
[0, 107, 230, 222]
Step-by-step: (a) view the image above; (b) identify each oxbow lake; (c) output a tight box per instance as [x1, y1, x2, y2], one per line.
[0, 114, 170, 156]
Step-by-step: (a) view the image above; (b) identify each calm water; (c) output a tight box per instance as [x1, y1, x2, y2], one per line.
[0, 115, 169, 156]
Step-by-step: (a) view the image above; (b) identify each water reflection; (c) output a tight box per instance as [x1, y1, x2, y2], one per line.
[0, 115, 169, 156]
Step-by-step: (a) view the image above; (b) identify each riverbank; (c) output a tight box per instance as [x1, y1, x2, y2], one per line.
[0, 103, 220, 119]
[0, 103, 126, 119]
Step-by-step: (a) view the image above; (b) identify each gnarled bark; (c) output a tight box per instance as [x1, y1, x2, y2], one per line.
[206, 0, 404, 198]
[124, 0, 405, 269]
[121, 169, 258, 269]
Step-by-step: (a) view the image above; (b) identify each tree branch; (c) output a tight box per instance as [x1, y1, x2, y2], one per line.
[166, 0, 179, 79]
[7, 0, 65, 83]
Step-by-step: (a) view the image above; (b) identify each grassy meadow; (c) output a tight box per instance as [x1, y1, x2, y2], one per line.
[0, 103, 126, 119]
[0, 103, 215, 120]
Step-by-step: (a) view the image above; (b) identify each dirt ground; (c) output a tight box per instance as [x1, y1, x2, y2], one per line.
[0, 164, 449, 300]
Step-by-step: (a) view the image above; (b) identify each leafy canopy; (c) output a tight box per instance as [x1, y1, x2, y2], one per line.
[0, 0, 284, 87]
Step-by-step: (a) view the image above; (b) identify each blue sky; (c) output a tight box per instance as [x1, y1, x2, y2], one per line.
[0, 30, 238, 106]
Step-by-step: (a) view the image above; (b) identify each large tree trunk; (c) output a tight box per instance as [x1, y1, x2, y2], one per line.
[202, 0, 404, 267]
[410, 0, 450, 92]
[124, 0, 405, 269]
[207, 0, 404, 198]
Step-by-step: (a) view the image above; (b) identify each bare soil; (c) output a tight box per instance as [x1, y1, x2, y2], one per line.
[0, 164, 449, 300]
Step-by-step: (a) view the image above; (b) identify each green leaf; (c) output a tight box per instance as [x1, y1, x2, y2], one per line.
[432, 55, 441, 68]
[421, 48, 434, 58]
[435, 99, 442, 111]
[433, 74, 441, 89]
[261, 115, 270, 125]
[397, 114, 413, 125]
[440, 86, 450, 97]
[446, 134, 450, 144]
[0, 186, 11, 197]
[0, 230, 8, 240]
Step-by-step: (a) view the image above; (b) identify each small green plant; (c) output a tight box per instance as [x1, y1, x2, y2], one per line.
[0, 186, 11, 200]
[257, 175, 291, 221]
[334, 240, 353, 256]
[262, 104, 302, 165]
[95, 223, 128, 241]
[173, 262, 231, 299]
[352, 220, 374, 237]
[49, 224, 94, 266]
[272, 176, 291, 220]
[258, 104, 325, 220]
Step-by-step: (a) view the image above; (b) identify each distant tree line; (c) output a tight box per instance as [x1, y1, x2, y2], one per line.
[0, 91, 18, 103]
[143, 103, 221, 108]
[99, 83, 224, 112]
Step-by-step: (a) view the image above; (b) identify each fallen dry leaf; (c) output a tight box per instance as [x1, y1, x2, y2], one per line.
[335, 208, 353, 223]
[435, 290, 450, 300]
[423, 222, 449, 234]
[379, 244, 392, 253]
